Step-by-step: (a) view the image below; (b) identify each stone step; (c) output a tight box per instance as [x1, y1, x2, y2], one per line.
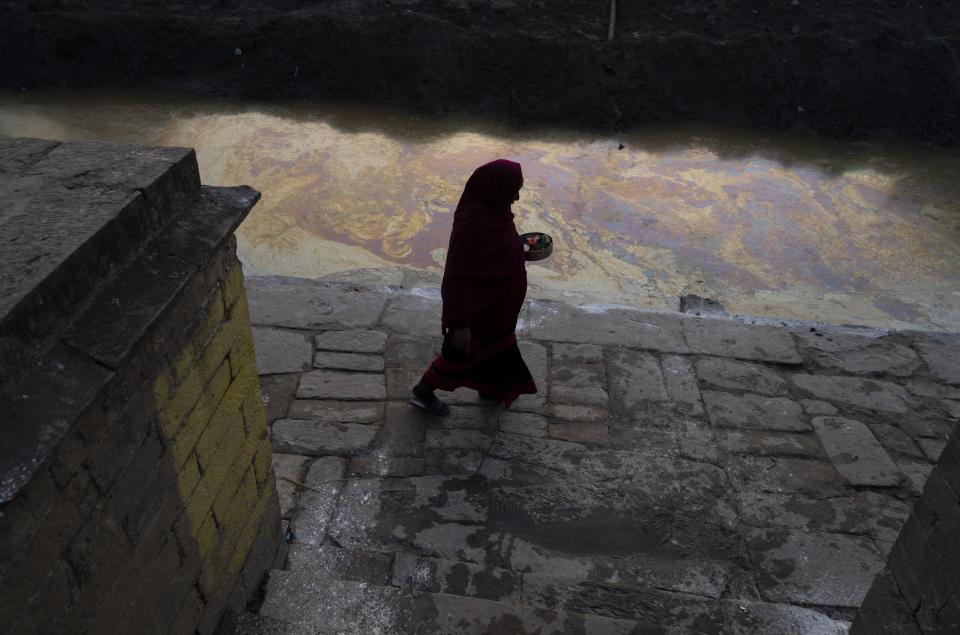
[258, 573, 652, 634]
[256, 570, 847, 634]
[275, 545, 847, 633]
[284, 544, 394, 586]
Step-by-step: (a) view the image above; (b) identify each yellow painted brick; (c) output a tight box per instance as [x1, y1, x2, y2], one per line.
[197, 312, 247, 385]
[228, 484, 273, 572]
[158, 362, 207, 442]
[242, 393, 268, 440]
[229, 332, 258, 382]
[171, 340, 199, 387]
[196, 408, 243, 475]
[252, 439, 273, 489]
[175, 453, 202, 503]
[237, 467, 258, 513]
[223, 263, 246, 310]
[201, 483, 271, 593]
[154, 368, 174, 404]
[203, 286, 226, 337]
[195, 510, 218, 561]
[168, 362, 233, 472]
[185, 463, 227, 529]
[211, 440, 257, 527]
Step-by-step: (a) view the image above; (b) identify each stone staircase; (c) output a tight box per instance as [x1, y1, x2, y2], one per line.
[214, 275, 960, 634]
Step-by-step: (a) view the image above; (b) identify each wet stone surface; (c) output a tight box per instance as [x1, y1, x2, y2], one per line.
[234, 276, 960, 634]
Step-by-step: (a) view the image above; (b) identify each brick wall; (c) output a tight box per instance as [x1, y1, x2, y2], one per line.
[853, 426, 960, 633]
[0, 138, 280, 634]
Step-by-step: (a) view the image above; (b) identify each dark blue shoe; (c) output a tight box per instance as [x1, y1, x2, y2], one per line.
[409, 395, 450, 416]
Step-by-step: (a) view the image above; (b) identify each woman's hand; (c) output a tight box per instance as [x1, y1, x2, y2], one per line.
[451, 326, 472, 352]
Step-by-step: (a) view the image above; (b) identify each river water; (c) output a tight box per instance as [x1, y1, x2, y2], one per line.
[3, 90, 959, 331]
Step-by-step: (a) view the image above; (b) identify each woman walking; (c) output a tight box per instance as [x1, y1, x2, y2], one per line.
[409, 159, 538, 415]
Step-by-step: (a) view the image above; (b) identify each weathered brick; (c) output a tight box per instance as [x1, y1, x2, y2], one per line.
[176, 453, 202, 501]
[0, 496, 37, 564]
[888, 514, 942, 613]
[169, 586, 204, 635]
[212, 449, 257, 529]
[113, 535, 184, 635]
[108, 436, 166, 533]
[196, 510, 219, 561]
[50, 432, 89, 489]
[223, 262, 246, 310]
[19, 559, 76, 634]
[252, 439, 274, 489]
[196, 404, 245, 473]
[60, 513, 135, 629]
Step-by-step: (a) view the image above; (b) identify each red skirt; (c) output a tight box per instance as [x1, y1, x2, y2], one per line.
[427, 269, 537, 406]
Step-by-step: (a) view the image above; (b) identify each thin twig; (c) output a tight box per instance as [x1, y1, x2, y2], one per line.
[607, 0, 617, 42]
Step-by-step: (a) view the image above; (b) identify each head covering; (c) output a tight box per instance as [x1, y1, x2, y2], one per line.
[441, 159, 525, 330]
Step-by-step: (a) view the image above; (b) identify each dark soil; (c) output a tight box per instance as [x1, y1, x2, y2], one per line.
[2, 0, 959, 145]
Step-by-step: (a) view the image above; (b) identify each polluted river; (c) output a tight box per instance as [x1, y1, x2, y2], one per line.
[3, 90, 959, 332]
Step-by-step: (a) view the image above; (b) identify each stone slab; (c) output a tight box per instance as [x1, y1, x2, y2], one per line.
[286, 545, 393, 585]
[425, 429, 493, 452]
[252, 327, 311, 375]
[607, 349, 668, 413]
[745, 528, 885, 607]
[374, 402, 428, 457]
[423, 591, 645, 634]
[682, 317, 802, 364]
[547, 423, 608, 445]
[314, 329, 388, 353]
[288, 457, 346, 545]
[548, 404, 609, 422]
[812, 416, 903, 486]
[791, 374, 911, 413]
[703, 391, 808, 431]
[286, 400, 384, 424]
[737, 491, 910, 544]
[522, 300, 689, 353]
[548, 362, 608, 406]
[497, 411, 549, 437]
[897, 461, 934, 495]
[378, 293, 442, 336]
[271, 453, 310, 519]
[552, 343, 604, 363]
[794, 331, 920, 376]
[917, 342, 960, 385]
[259, 573, 401, 631]
[271, 420, 377, 456]
[661, 354, 704, 415]
[721, 600, 849, 634]
[259, 373, 300, 424]
[0, 342, 114, 503]
[800, 399, 839, 415]
[391, 552, 522, 602]
[245, 276, 387, 329]
[1, 138, 198, 335]
[313, 351, 384, 372]
[725, 456, 847, 497]
[347, 456, 425, 478]
[695, 358, 787, 396]
[516, 340, 548, 408]
[520, 574, 725, 631]
[714, 429, 826, 459]
[296, 370, 386, 400]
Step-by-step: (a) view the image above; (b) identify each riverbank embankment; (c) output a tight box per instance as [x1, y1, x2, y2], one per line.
[2, 0, 959, 145]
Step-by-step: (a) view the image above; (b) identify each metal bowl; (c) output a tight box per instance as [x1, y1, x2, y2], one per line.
[521, 232, 553, 261]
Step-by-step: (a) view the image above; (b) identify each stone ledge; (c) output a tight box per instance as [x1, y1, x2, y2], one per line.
[0, 137, 259, 503]
[0, 136, 201, 384]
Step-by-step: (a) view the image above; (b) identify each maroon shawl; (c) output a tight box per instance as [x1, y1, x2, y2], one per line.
[441, 159, 525, 331]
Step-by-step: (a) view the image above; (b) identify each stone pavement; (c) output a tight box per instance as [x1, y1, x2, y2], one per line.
[218, 275, 960, 634]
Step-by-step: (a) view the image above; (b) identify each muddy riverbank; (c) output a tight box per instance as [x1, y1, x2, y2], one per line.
[2, 0, 959, 145]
